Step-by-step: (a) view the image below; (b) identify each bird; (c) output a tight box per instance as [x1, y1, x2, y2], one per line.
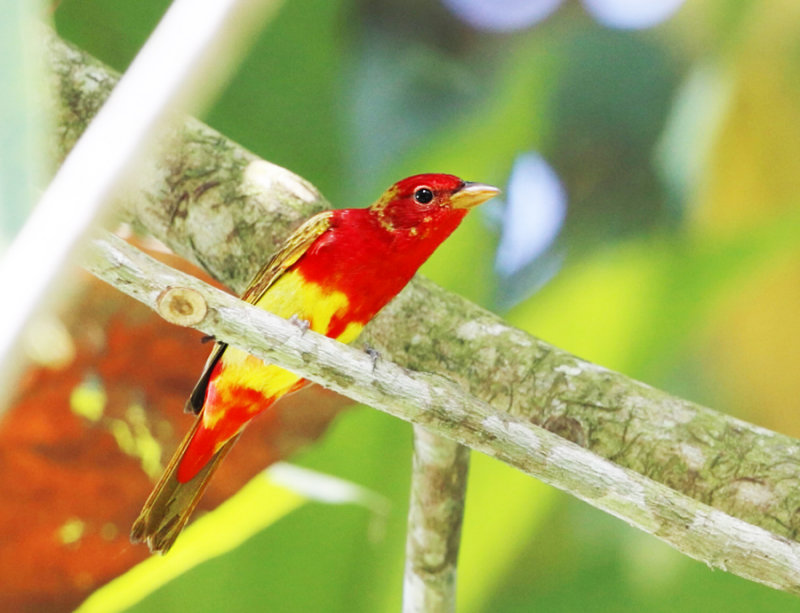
[130, 173, 500, 553]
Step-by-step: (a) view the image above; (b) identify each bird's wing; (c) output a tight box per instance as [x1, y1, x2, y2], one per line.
[185, 211, 334, 414]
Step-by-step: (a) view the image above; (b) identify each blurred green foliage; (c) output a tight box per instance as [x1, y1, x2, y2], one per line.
[0, 0, 45, 243]
[45, 0, 800, 611]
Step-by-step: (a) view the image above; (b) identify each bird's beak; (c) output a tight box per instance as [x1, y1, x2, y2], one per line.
[450, 181, 501, 210]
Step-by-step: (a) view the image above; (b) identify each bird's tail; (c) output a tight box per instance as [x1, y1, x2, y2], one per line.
[131, 416, 240, 554]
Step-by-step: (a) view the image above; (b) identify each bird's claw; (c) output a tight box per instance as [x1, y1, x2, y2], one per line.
[364, 344, 380, 372]
[289, 314, 311, 333]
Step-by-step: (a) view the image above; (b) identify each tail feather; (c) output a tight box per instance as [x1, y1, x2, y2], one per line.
[131, 416, 240, 554]
[176, 418, 225, 483]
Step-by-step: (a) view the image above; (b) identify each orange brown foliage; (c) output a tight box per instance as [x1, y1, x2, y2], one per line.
[0, 241, 350, 612]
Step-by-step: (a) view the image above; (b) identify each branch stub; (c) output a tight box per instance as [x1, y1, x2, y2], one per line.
[157, 286, 208, 326]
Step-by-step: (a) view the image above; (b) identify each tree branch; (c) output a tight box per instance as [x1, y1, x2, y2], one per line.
[403, 430, 470, 613]
[84, 231, 800, 595]
[49, 30, 800, 595]
[47, 26, 800, 545]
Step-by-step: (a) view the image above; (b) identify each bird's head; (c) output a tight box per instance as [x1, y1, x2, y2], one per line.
[369, 173, 500, 236]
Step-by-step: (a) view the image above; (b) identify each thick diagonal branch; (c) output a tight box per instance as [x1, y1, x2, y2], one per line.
[50, 31, 800, 594]
[84, 232, 800, 595]
[47, 28, 800, 546]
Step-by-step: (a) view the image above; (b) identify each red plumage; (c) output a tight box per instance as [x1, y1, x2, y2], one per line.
[131, 173, 499, 552]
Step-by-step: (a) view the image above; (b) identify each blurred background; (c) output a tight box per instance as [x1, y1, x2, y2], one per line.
[3, 0, 800, 610]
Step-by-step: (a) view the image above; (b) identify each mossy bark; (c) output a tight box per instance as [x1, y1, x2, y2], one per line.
[49, 29, 800, 591]
[84, 233, 800, 594]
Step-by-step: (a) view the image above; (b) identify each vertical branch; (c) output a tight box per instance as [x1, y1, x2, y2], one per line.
[403, 427, 470, 613]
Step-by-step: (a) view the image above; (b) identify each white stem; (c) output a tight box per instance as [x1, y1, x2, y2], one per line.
[0, 0, 281, 395]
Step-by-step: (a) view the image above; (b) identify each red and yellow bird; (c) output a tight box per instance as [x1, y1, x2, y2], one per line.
[131, 173, 499, 552]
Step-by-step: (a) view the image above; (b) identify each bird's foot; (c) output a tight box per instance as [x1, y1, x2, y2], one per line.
[289, 314, 311, 334]
[364, 344, 380, 372]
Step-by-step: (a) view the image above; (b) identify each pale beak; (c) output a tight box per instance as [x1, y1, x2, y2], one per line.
[451, 181, 501, 210]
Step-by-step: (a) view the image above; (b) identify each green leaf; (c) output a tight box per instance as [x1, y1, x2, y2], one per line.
[76, 473, 306, 613]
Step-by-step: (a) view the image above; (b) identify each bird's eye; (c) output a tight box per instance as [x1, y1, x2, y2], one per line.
[413, 187, 434, 204]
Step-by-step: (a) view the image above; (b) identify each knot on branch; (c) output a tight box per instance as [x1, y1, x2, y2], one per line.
[543, 415, 586, 447]
[157, 287, 207, 326]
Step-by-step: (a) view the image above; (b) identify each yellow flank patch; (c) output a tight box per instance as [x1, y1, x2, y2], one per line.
[214, 269, 360, 414]
[336, 321, 364, 344]
[255, 269, 350, 334]
[217, 348, 301, 401]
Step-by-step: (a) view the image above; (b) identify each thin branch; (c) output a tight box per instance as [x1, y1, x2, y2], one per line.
[403, 429, 470, 613]
[83, 232, 800, 596]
